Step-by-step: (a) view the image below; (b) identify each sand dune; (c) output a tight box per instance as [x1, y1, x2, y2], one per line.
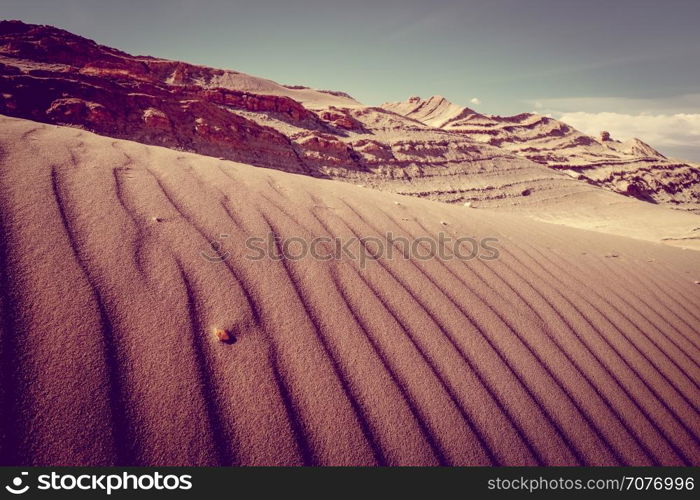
[0, 116, 698, 466]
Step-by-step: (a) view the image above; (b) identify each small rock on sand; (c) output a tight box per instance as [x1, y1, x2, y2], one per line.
[213, 327, 235, 343]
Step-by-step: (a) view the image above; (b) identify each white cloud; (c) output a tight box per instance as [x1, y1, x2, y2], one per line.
[469, 97, 481, 106]
[557, 112, 700, 150]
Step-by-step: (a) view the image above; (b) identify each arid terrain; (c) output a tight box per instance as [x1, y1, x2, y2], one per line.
[0, 21, 698, 466]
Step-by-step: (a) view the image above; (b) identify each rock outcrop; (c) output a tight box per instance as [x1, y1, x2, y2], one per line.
[383, 96, 700, 211]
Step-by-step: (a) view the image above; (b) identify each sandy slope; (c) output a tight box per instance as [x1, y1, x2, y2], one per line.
[0, 116, 699, 466]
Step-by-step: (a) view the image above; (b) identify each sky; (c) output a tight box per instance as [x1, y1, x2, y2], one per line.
[3, 0, 700, 160]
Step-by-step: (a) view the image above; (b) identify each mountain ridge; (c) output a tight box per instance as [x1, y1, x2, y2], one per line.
[1, 20, 699, 224]
[383, 95, 699, 210]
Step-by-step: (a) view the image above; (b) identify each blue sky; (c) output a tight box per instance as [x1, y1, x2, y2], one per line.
[3, 0, 700, 160]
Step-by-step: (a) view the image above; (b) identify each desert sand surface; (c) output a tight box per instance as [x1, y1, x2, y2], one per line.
[1, 115, 698, 466]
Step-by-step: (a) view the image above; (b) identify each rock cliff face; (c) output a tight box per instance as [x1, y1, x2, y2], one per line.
[0, 21, 313, 173]
[383, 96, 700, 211]
[1, 20, 699, 212]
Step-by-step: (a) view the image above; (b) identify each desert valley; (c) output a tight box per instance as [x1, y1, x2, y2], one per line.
[0, 20, 698, 466]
